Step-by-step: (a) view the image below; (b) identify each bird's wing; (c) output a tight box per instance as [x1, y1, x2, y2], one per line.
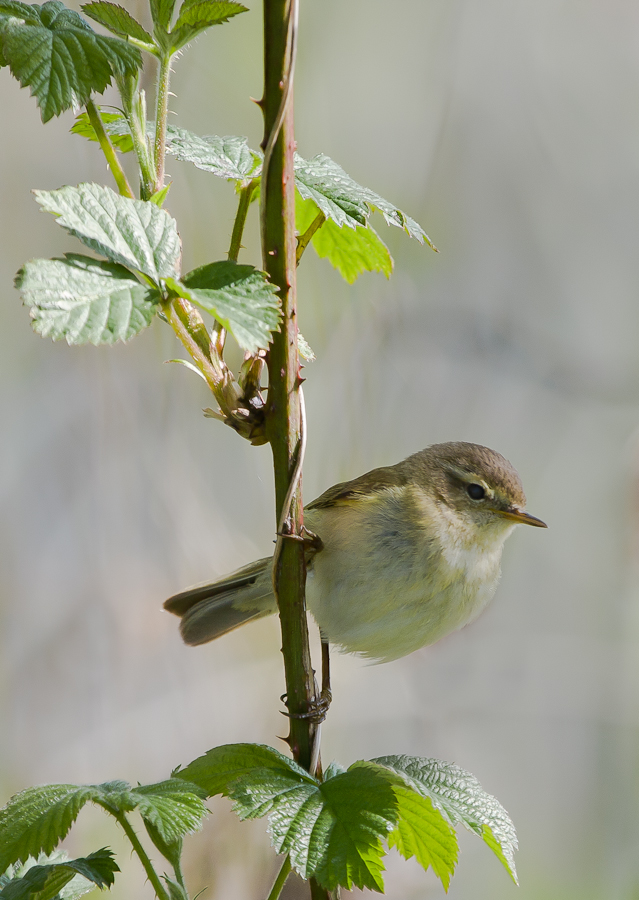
[306, 464, 409, 510]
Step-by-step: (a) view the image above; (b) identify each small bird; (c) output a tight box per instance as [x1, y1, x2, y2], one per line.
[164, 442, 546, 663]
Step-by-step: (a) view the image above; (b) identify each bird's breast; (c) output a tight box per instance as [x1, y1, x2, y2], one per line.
[305, 486, 505, 662]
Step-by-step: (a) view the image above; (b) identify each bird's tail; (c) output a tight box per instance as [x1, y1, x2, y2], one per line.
[164, 557, 276, 646]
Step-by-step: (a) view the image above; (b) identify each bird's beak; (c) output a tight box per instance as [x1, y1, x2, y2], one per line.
[497, 507, 548, 528]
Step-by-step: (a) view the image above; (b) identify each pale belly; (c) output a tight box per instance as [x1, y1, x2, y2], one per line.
[305, 494, 505, 662]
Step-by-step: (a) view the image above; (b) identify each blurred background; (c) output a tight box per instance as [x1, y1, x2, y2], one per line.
[2, 0, 639, 897]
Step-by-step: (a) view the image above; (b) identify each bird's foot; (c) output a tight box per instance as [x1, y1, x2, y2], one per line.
[275, 526, 323, 556]
[280, 688, 332, 725]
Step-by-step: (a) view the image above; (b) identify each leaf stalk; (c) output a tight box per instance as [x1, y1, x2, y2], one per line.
[113, 811, 171, 900]
[118, 74, 155, 199]
[265, 855, 292, 900]
[85, 99, 135, 199]
[296, 211, 325, 264]
[154, 53, 173, 193]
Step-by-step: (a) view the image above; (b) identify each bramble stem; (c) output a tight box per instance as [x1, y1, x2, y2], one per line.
[154, 53, 172, 193]
[262, 0, 317, 775]
[296, 211, 325, 264]
[86, 100, 134, 199]
[113, 811, 170, 900]
[266, 856, 292, 900]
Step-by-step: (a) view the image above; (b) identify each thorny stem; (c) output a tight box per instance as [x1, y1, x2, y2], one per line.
[85, 99, 134, 199]
[113, 811, 170, 900]
[154, 53, 172, 193]
[296, 211, 325, 264]
[265, 855, 292, 900]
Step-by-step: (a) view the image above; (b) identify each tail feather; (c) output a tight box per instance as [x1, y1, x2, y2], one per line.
[164, 557, 276, 646]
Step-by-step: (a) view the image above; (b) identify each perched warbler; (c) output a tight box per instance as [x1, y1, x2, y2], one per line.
[164, 442, 546, 663]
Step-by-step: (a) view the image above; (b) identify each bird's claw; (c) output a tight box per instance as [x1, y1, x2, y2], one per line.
[280, 688, 332, 725]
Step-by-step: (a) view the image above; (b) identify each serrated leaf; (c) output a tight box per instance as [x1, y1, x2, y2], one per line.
[294, 153, 434, 247]
[297, 332, 315, 361]
[0, 849, 119, 900]
[149, 0, 176, 31]
[0, 851, 105, 900]
[371, 756, 518, 884]
[173, 261, 280, 353]
[0, 0, 141, 122]
[131, 780, 208, 845]
[0, 785, 106, 873]
[34, 183, 181, 282]
[81, 2, 153, 45]
[177, 746, 398, 892]
[296, 193, 393, 283]
[165, 128, 262, 181]
[169, 0, 247, 52]
[229, 763, 398, 892]
[387, 788, 457, 891]
[315, 219, 392, 283]
[17, 254, 160, 345]
[176, 744, 313, 798]
[71, 110, 134, 153]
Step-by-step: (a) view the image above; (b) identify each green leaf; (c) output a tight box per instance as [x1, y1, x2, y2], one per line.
[0, 785, 108, 873]
[17, 254, 160, 345]
[1, 851, 106, 900]
[169, 0, 247, 52]
[149, 0, 176, 32]
[387, 788, 457, 891]
[81, 2, 154, 45]
[371, 756, 518, 884]
[177, 745, 396, 892]
[296, 193, 393, 283]
[162, 877, 188, 900]
[130, 780, 208, 845]
[34, 183, 181, 282]
[231, 763, 397, 891]
[297, 332, 315, 361]
[165, 128, 262, 182]
[313, 218, 392, 284]
[0, 0, 141, 122]
[71, 110, 134, 153]
[294, 152, 435, 247]
[0, 849, 119, 900]
[172, 261, 281, 353]
[176, 743, 313, 799]
[149, 182, 171, 206]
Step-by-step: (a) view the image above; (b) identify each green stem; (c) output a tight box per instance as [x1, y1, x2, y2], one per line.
[296, 211, 325, 264]
[86, 99, 134, 199]
[154, 53, 172, 193]
[163, 297, 228, 394]
[217, 178, 259, 353]
[118, 74, 155, 199]
[173, 857, 187, 893]
[229, 179, 258, 263]
[266, 856, 292, 900]
[114, 812, 171, 900]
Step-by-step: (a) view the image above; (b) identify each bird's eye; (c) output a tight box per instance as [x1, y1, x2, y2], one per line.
[467, 483, 486, 500]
